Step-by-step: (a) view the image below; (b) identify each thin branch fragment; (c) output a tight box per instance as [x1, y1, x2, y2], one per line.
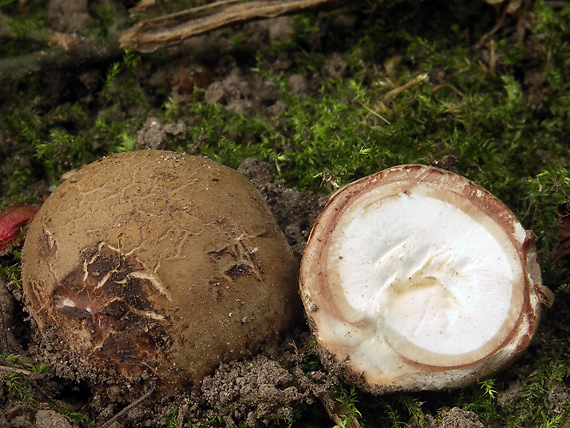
[0, 360, 46, 380]
[319, 389, 362, 428]
[101, 383, 156, 428]
[0, 0, 348, 80]
[382, 73, 428, 105]
[119, 0, 346, 53]
[358, 101, 391, 125]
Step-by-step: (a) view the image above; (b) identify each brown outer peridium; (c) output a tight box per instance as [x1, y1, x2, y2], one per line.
[300, 164, 551, 394]
[22, 150, 300, 398]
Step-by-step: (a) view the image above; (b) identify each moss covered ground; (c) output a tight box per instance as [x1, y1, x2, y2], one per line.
[1, 0, 570, 426]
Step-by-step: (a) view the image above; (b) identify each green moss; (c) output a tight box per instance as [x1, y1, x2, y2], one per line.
[165, 410, 235, 428]
[0, 0, 569, 425]
[0, 0, 72, 61]
[57, 407, 90, 425]
[332, 384, 363, 428]
[0, 353, 48, 404]
[101, 53, 149, 111]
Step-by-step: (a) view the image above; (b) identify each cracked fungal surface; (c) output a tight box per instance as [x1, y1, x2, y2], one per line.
[22, 150, 300, 398]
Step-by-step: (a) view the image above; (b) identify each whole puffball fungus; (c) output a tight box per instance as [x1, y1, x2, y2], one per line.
[300, 164, 553, 393]
[22, 150, 299, 396]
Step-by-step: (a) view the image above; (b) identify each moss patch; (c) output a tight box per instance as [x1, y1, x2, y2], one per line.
[1, 0, 570, 426]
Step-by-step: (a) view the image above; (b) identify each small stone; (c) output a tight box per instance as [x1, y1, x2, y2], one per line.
[439, 408, 484, 428]
[35, 410, 72, 428]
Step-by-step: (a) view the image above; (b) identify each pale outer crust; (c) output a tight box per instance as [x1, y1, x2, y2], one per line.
[22, 150, 299, 396]
[300, 164, 547, 394]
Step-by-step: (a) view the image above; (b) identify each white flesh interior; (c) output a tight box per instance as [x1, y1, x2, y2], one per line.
[327, 182, 524, 367]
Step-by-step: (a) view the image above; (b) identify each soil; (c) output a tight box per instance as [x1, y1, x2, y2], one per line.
[0, 0, 566, 427]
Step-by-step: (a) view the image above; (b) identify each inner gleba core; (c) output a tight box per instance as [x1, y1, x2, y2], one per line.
[327, 183, 524, 366]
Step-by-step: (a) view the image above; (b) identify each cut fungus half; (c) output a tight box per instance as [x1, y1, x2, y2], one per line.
[300, 164, 553, 393]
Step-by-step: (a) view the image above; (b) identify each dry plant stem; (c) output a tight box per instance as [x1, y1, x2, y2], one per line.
[27, 378, 60, 406]
[432, 84, 465, 98]
[0, 0, 348, 80]
[475, 3, 508, 48]
[358, 101, 391, 125]
[131, 0, 243, 20]
[475, 0, 534, 49]
[119, 0, 348, 53]
[101, 384, 156, 428]
[0, 360, 45, 380]
[14, 367, 63, 409]
[176, 402, 189, 428]
[319, 390, 361, 428]
[382, 73, 428, 105]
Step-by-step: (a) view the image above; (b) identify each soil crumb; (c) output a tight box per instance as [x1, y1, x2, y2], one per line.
[202, 354, 305, 426]
[438, 408, 484, 428]
[200, 331, 336, 427]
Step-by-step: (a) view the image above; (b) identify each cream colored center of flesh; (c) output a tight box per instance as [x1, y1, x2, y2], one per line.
[328, 187, 523, 364]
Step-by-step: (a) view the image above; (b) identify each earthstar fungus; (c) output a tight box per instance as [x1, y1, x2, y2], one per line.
[300, 164, 553, 393]
[22, 150, 299, 397]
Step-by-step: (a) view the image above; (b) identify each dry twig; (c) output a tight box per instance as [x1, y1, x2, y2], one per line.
[319, 389, 362, 428]
[0, 0, 347, 81]
[101, 383, 156, 428]
[382, 73, 428, 105]
[120, 0, 347, 53]
[0, 360, 46, 380]
[0, 359, 45, 379]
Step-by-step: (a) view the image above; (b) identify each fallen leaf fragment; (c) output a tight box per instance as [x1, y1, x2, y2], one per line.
[0, 204, 39, 252]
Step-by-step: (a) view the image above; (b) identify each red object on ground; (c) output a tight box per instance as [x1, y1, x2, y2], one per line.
[0, 204, 39, 251]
